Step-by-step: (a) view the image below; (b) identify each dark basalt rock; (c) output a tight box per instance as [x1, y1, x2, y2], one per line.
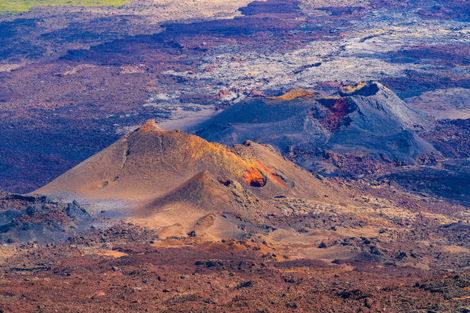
[192, 81, 436, 174]
[0, 192, 91, 244]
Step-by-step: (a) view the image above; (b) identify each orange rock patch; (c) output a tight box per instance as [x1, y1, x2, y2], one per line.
[139, 119, 162, 133]
[271, 88, 319, 100]
[255, 160, 288, 187]
[95, 250, 129, 258]
[243, 167, 266, 187]
[338, 82, 368, 95]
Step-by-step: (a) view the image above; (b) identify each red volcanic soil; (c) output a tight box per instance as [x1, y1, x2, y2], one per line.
[0, 238, 468, 313]
[243, 167, 267, 187]
[318, 97, 353, 132]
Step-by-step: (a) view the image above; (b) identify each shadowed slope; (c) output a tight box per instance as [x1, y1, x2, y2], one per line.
[193, 81, 437, 172]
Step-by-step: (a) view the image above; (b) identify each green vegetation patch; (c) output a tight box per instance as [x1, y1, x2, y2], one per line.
[0, 0, 130, 14]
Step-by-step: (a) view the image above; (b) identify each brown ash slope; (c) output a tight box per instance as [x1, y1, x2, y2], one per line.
[30, 120, 469, 268]
[36, 119, 338, 202]
[192, 81, 437, 175]
[35, 119, 350, 239]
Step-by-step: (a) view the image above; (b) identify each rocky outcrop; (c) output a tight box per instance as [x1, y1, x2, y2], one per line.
[0, 192, 90, 244]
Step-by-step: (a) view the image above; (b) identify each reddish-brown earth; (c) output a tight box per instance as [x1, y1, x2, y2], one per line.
[1, 121, 468, 312]
[0, 232, 468, 313]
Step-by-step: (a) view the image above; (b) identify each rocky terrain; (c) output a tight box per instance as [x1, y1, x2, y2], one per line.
[0, 192, 90, 244]
[0, 237, 469, 313]
[0, 120, 468, 312]
[0, 0, 468, 312]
